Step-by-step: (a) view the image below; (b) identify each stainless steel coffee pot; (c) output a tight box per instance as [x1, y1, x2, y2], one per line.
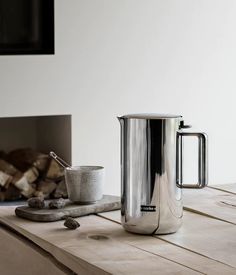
[118, 114, 207, 234]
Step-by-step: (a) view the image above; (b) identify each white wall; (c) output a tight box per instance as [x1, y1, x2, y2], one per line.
[0, 0, 236, 195]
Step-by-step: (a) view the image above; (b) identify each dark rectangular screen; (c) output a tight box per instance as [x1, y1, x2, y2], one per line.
[0, 0, 54, 55]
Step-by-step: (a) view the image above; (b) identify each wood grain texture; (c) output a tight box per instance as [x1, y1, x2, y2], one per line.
[0, 207, 110, 275]
[159, 211, 236, 268]
[99, 210, 236, 272]
[183, 187, 236, 224]
[0, 226, 68, 275]
[15, 195, 121, 222]
[210, 183, 236, 194]
[0, 207, 201, 275]
[0, 185, 236, 274]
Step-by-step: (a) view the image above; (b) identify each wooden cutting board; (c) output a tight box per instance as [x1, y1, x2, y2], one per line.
[15, 195, 120, 222]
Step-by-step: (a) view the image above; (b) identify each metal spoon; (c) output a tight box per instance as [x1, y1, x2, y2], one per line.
[49, 151, 71, 169]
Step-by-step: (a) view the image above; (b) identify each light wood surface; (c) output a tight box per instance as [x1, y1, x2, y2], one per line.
[183, 187, 236, 224]
[99, 210, 236, 273]
[210, 183, 236, 194]
[0, 207, 201, 275]
[98, 211, 236, 275]
[0, 184, 236, 275]
[0, 225, 68, 275]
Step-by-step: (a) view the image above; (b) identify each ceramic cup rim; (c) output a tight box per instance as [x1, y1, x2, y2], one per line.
[65, 166, 104, 173]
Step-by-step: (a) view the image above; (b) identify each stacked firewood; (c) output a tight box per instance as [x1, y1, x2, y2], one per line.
[0, 148, 68, 201]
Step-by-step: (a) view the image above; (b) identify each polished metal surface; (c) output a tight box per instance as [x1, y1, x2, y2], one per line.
[177, 132, 208, 189]
[120, 114, 182, 119]
[118, 114, 208, 235]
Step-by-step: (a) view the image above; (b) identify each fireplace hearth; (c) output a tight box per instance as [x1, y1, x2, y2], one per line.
[0, 148, 67, 201]
[0, 115, 71, 201]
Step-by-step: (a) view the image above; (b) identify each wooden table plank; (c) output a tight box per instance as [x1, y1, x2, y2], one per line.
[0, 207, 109, 275]
[159, 211, 236, 267]
[1, 183, 236, 275]
[159, 210, 236, 268]
[0, 226, 68, 275]
[99, 210, 236, 271]
[210, 183, 236, 194]
[183, 187, 236, 225]
[0, 207, 201, 275]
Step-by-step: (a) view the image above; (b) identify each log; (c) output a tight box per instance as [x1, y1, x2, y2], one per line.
[37, 180, 57, 199]
[0, 149, 66, 201]
[54, 179, 68, 198]
[0, 171, 12, 188]
[0, 159, 18, 176]
[6, 148, 40, 172]
[24, 167, 39, 184]
[46, 159, 64, 180]
[4, 185, 22, 201]
[12, 172, 35, 198]
[33, 154, 50, 173]
[33, 191, 44, 198]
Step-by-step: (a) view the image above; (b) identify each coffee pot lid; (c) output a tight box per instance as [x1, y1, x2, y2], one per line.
[119, 113, 182, 119]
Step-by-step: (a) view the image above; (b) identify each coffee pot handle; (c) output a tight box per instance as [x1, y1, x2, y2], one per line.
[177, 132, 208, 188]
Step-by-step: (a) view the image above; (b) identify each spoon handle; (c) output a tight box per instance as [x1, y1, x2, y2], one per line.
[49, 151, 71, 169]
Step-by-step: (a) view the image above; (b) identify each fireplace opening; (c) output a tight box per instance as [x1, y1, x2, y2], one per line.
[0, 115, 71, 202]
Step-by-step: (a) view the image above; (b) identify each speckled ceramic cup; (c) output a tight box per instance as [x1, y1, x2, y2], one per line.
[65, 166, 104, 204]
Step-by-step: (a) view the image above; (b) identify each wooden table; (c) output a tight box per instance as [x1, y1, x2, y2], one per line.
[0, 184, 236, 275]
